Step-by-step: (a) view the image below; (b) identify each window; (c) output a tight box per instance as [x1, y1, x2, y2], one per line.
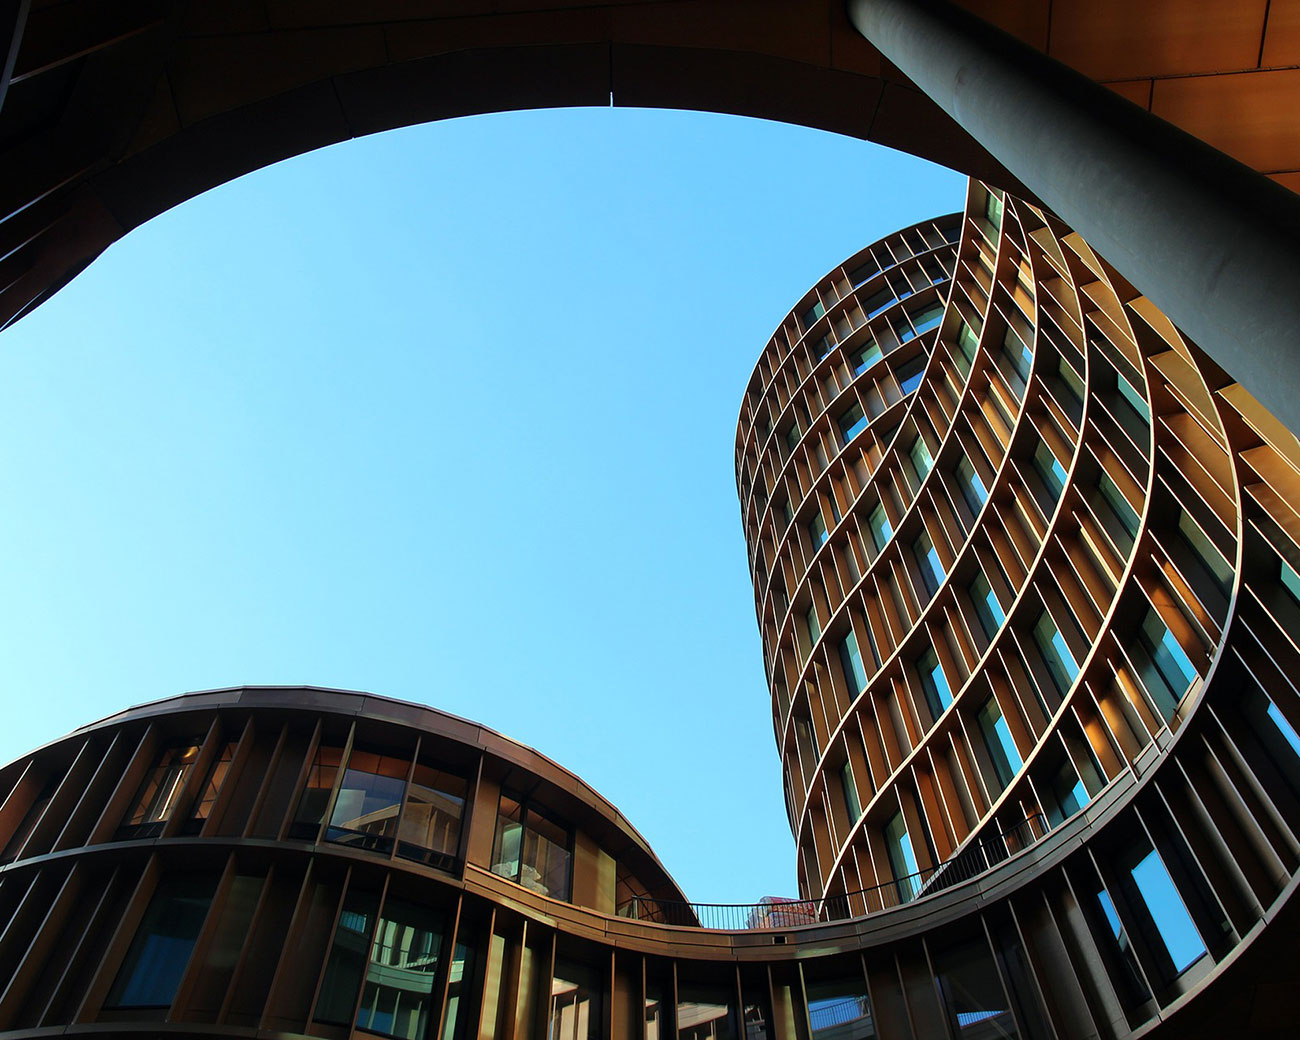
[1095, 884, 1150, 1002]
[491, 794, 573, 900]
[841, 761, 862, 823]
[851, 338, 882, 374]
[849, 260, 879, 288]
[552, 960, 605, 1040]
[885, 811, 922, 902]
[977, 698, 1022, 789]
[838, 403, 868, 445]
[1115, 370, 1150, 424]
[1000, 329, 1031, 398]
[327, 750, 409, 854]
[956, 456, 988, 514]
[676, 981, 736, 1040]
[909, 436, 933, 481]
[914, 530, 944, 596]
[1043, 758, 1090, 826]
[806, 604, 822, 647]
[1032, 440, 1067, 506]
[105, 874, 217, 1009]
[1055, 355, 1085, 419]
[954, 321, 979, 377]
[1133, 608, 1198, 720]
[317, 887, 381, 1024]
[1033, 610, 1080, 698]
[356, 899, 445, 1039]
[910, 303, 944, 335]
[120, 743, 202, 837]
[984, 191, 1004, 227]
[809, 511, 829, 549]
[1128, 846, 1207, 975]
[796, 716, 821, 767]
[893, 313, 915, 345]
[397, 764, 467, 868]
[187, 742, 236, 831]
[805, 971, 874, 1040]
[933, 936, 1017, 1039]
[868, 503, 893, 552]
[863, 287, 893, 318]
[839, 631, 869, 694]
[917, 647, 953, 719]
[1175, 508, 1233, 597]
[290, 745, 344, 839]
[803, 300, 826, 328]
[811, 333, 833, 360]
[897, 356, 926, 396]
[969, 573, 1005, 641]
[1093, 471, 1140, 552]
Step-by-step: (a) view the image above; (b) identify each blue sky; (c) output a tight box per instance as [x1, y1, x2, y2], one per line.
[0, 106, 963, 902]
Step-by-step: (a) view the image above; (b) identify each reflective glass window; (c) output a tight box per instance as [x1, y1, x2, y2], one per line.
[954, 321, 979, 377]
[809, 511, 829, 549]
[1032, 440, 1067, 505]
[910, 436, 933, 481]
[1043, 759, 1090, 827]
[956, 457, 988, 514]
[969, 573, 1005, 641]
[1032, 611, 1080, 698]
[898, 357, 926, 396]
[189, 741, 237, 828]
[317, 887, 380, 1025]
[1134, 608, 1197, 720]
[1129, 848, 1207, 974]
[932, 936, 1018, 1038]
[806, 604, 822, 647]
[838, 403, 868, 445]
[918, 647, 953, 719]
[910, 303, 944, 335]
[841, 761, 862, 822]
[976, 698, 1022, 789]
[839, 631, 868, 694]
[851, 339, 883, 374]
[1093, 472, 1140, 553]
[290, 745, 344, 839]
[357, 899, 444, 1039]
[328, 751, 409, 853]
[440, 939, 476, 1040]
[122, 743, 202, 836]
[491, 794, 573, 900]
[806, 973, 874, 1040]
[1000, 329, 1030, 398]
[397, 764, 467, 867]
[106, 874, 217, 1009]
[551, 960, 603, 1040]
[914, 530, 944, 596]
[677, 982, 735, 1040]
[885, 811, 922, 902]
[868, 503, 893, 552]
[1176, 509, 1233, 596]
[803, 300, 826, 328]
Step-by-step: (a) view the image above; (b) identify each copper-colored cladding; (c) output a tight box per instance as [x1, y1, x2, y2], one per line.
[1, 0, 1300, 329]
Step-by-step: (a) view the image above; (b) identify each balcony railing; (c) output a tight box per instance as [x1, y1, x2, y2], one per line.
[617, 814, 1048, 930]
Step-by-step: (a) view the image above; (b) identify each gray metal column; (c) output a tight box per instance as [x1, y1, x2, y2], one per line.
[849, 0, 1300, 437]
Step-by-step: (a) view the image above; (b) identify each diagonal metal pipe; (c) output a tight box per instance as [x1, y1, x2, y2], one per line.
[849, 0, 1300, 437]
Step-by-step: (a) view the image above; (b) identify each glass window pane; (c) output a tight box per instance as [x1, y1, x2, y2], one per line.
[123, 744, 202, 833]
[839, 631, 869, 694]
[357, 898, 444, 1039]
[551, 961, 604, 1040]
[911, 303, 944, 335]
[807, 605, 822, 647]
[841, 761, 862, 822]
[933, 936, 1018, 1039]
[957, 457, 988, 514]
[1176, 509, 1233, 595]
[1032, 611, 1079, 698]
[809, 512, 829, 549]
[852, 339, 883, 374]
[316, 888, 381, 1025]
[491, 794, 524, 882]
[839, 403, 868, 445]
[910, 436, 933, 480]
[918, 648, 953, 719]
[914, 531, 944, 596]
[885, 812, 921, 902]
[868, 504, 893, 552]
[977, 698, 1022, 789]
[1130, 849, 1207, 974]
[969, 573, 1005, 641]
[440, 940, 476, 1040]
[806, 974, 875, 1040]
[328, 755, 408, 852]
[524, 806, 572, 900]
[677, 983, 735, 1040]
[1032, 441, 1066, 505]
[898, 357, 926, 395]
[106, 874, 217, 1009]
[398, 765, 467, 866]
[291, 745, 344, 839]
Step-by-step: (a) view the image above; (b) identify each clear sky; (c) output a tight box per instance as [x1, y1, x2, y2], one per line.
[0, 106, 963, 903]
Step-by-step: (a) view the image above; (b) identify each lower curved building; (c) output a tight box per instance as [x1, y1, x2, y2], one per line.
[3, 181, 1300, 1040]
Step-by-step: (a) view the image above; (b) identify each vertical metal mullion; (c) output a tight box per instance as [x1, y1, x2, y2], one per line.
[316, 721, 357, 845]
[277, 717, 323, 842]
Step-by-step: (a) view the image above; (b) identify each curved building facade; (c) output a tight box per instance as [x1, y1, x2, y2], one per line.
[2, 183, 1300, 1040]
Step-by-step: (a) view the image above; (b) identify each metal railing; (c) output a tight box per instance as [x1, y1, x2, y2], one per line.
[617, 814, 1048, 930]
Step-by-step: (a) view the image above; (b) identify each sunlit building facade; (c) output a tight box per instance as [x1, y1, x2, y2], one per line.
[3, 181, 1300, 1040]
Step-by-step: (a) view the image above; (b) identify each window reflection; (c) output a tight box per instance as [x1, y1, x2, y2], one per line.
[120, 743, 202, 837]
[551, 960, 602, 1040]
[397, 764, 467, 868]
[106, 873, 217, 1009]
[806, 974, 875, 1040]
[290, 745, 344, 839]
[356, 899, 444, 1040]
[677, 982, 736, 1040]
[328, 751, 409, 854]
[932, 935, 1017, 1038]
[491, 793, 573, 901]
